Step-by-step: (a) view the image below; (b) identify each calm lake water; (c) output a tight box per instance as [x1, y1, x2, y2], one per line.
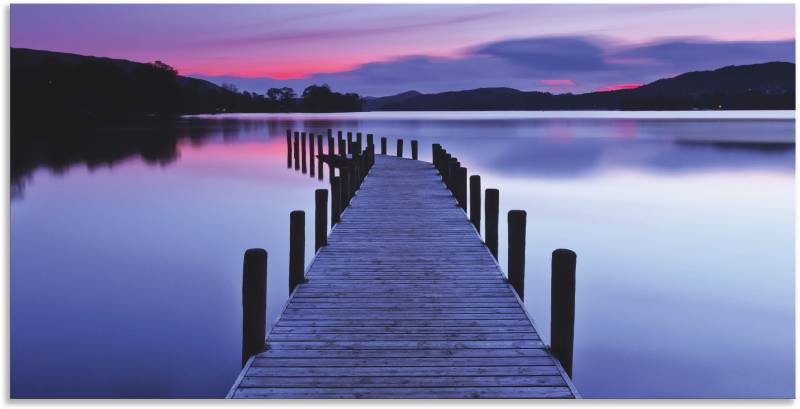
[11, 111, 795, 398]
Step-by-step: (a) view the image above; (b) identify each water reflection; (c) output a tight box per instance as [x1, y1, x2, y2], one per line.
[11, 112, 795, 398]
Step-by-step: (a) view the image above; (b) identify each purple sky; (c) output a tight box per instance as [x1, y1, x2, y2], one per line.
[10, 4, 795, 96]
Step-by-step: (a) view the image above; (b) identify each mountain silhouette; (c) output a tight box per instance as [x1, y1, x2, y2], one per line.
[365, 62, 795, 111]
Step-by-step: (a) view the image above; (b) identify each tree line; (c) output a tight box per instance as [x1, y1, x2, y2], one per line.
[11, 49, 363, 129]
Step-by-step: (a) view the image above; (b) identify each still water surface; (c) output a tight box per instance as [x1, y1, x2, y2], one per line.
[11, 111, 795, 398]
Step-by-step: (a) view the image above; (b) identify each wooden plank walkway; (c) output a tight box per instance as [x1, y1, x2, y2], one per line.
[228, 155, 578, 399]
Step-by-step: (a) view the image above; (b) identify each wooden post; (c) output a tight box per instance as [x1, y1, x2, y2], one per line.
[551, 249, 577, 378]
[337, 131, 343, 153]
[317, 134, 323, 180]
[289, 211, 305, 293]
[293, 132, 299, 170]
[331, 177, 341, 227]
[352, 151, 361, 190]
[381, 137, 387, 154]
[327, 128, 332, 141]
[315, 189, 328, 251]
[347, 132, 353, 153]
[301, 132, 307, 173]
[340, 168, 351, 207]
[241, 248, 267, 367]
[456, 167, 467, 211]
[347, 161, 358, 196]
[485, 189, 499, 259]
[432, 144, 441, 170]
[309, 133, 315, 177]
[447, 158, 458, 193]
[396, 139, 404, 157]
[338, 138, 346, 158]
[411, 140, 418, 160]
[286, 130, 292, 168]
[327, 136, 335, 182]
[367, 133, 374, 148]
[507, 210, 526, 300]
[356, 132, 362, 152]
[470, 175, 481, 232]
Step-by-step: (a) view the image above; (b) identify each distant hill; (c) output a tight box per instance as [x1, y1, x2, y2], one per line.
[363, 90, 422, 110]
[11, 47, 272, 124]
[367, 62, 795, 111]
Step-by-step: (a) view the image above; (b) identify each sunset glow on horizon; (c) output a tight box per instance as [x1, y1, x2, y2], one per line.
[10, 4, 795, 96]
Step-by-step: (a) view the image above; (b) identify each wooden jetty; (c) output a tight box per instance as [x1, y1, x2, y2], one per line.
[229, 131, 578, 399]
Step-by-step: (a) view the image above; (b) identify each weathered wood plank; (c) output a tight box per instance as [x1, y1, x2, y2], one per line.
[233, 386, 574, 399]
[230, 154, 576, 399]
[239, 375, 568, 388]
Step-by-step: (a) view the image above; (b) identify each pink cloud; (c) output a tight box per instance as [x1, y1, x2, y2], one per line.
[539, 79, 576, 86]
[595, 83, 643, 92]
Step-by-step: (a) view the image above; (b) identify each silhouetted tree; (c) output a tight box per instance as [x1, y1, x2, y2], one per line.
[266, 87, 296, 111]
[300, 84, 362, 112]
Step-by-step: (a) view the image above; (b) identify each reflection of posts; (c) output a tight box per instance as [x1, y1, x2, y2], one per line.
[241, 248, 267, 367]
[293, 132, 300, 170]
[327, 136, 335, 181]
[286, 130, 292, 168]
[317, 134, 324, 180]
[309, 133, 315, 177]
[551, 249, 577, 378]
[301, 132, 307, 173]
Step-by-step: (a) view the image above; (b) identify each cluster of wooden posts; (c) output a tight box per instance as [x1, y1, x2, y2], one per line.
[431, 143, 577, 377]
[241, 130, 577, 379]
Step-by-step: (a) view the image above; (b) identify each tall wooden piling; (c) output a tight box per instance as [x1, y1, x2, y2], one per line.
[315, 189, 328, 251]
[331, 177, 342, 227]
[397, 139, 404, 157]
[485, 188, 499, 259]
[293, 132, 300, 170]
[309, 133, 315, 177]
[337, 131, 343, 152]
[356, 132, 362, 152]
[327, 136, 335, 181]
[432, 144, 441, 171]
[241, 248, 267, 367]
[470, 175, 481, 232]
[286, 130, 292, 168]
[381, 137, 387, 155]
[338, 139, 346, 158]
[447, 158, 458, 192]
[289, 211, 305, 293]
[367, 134, 374, 148]
[507, 210, 526, 300]
[317, 134, 324, 180]
[341, 168, 351, 207]
[347, 132, 353, 153]
[551, 249, 577, 378]
[301, 132, 307, 173]
[411, 140, 418, 160]
[456, 167, 467, 211]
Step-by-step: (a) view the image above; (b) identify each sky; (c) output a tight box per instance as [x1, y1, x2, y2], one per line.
[10, 4, 796, 96]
